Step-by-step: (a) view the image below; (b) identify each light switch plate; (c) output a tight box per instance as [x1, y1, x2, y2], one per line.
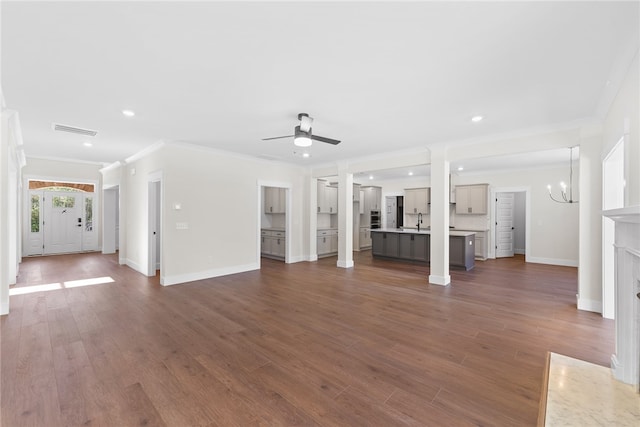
[176, 222, 188, 230]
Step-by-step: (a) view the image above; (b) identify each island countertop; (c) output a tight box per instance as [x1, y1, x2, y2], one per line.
[371, 228, 476, 237]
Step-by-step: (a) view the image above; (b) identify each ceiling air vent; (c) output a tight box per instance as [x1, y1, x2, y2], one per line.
[53, 123, 98, 137]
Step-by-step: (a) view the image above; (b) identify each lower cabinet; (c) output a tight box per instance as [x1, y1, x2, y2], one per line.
[372, 231, 474, 269]
[261, 230, 285, 260]
[317, 229, 338, 257]
[449, 235, 475, 270]
[474, 231, 487, 260]
[359, 227, 372, 249]
[399, 233, 429, 262]
[371, 232, 399, 258]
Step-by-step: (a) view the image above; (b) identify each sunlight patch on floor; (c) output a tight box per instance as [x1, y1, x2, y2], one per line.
[9, 276, 115, 296]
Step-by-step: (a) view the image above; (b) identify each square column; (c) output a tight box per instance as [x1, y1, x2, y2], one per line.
[429, 145, 451, 286]
[337, 167, 354, 268]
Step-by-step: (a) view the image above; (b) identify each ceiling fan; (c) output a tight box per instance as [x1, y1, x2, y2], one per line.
[262, 113, 341, 147]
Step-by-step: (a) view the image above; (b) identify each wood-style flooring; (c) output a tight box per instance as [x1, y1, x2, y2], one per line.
[1, 252, 614, 426]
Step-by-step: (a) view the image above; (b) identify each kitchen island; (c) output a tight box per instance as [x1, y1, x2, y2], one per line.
[371, 228, 476, 270]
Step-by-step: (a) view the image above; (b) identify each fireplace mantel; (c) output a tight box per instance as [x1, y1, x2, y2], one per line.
[603, 206, 640, 388]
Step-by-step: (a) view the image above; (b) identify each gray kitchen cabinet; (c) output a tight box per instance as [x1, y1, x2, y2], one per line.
[353, 183, 361, 202]
[455, 184, 489, 215]
[261, 229, 285, 260]
[362, 186, 382, 212]
[317, 229, 338, 257]
[404, 188, 430, 214]
[264, 187, 285, 213]
[359, 227, 371, 249]
[372, 231, 398, 257]
[474, 231, 487, 260]
[399, 233, 429, 262]
[317, 181, 338, 214]
[449, 235, 475, 270]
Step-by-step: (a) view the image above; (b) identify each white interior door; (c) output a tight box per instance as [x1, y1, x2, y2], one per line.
[495, 192, 515, 258]
[43, 191, 83, 254]
[386, 196, 396, 228]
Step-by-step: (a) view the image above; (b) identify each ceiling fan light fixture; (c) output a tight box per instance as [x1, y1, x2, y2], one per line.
[294, 136, 312, 147]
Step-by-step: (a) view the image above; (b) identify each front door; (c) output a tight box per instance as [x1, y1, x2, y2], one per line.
[26, 190, 98, 256]
[43, 192, 83, 254]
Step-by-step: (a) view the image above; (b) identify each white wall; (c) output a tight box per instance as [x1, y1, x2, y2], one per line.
[122, 143, 309, 286]
[0, 109, 24, 315]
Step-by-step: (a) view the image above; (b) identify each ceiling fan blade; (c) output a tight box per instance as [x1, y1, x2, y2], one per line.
[262, 135, 294, 141]
[311, 134, 341, 145]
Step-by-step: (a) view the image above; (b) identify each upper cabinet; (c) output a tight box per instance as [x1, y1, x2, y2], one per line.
[455, 184, 489, 215]
[362, 186, 382, 212]
[317, 181, 338, 214]
[353, 183, 361, 202]
[404, 187, 430, 214]
[265, 187, 285, 213]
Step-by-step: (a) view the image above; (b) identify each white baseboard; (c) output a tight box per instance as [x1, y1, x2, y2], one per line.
[577, 296, 602, 313]
[308, 254, 318, 262]
[286, 255, 307, 264]
[514, 248, 526, 255]
[526, 256, 578, 267]
[337, 260, 354, 268]
[0, 300, 8, 316]
[429, 274, 451, 286]
[161, 262, 259, 286]
[125, 258, 145, 275]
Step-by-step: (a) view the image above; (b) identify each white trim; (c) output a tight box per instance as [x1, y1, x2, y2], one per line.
[337, 260, 354, 268]
[603, 206, 640, 223]
[308, 254, 319, 262]
[125, 140, 166, 164]
[126, 258, 145, 275]
[161, 262, 260, 286]
[26, 155, 105, 166]
[429, 274, 451, 286]
[287, 255, 307, 263]
[526, 256, 578, 267]
[577, 297, 603, 313]
[99, 161, 124, 174]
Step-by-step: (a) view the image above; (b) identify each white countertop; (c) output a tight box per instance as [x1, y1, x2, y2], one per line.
[371, 228, 476, 237]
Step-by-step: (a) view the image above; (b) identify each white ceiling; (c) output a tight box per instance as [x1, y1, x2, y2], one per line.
[2, 1, 638, 172]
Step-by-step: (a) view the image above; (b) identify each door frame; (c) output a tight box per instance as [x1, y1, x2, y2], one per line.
[147, 171, 163, 278]
[102, 184, 119, 254]
[489, 186, 530, 260]
[257, 180, 292, 265]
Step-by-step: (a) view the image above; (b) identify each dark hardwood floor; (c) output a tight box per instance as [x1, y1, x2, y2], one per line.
[2, 251, 613, 426]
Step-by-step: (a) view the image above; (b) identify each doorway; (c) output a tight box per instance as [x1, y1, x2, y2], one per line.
[259, 184, 290, 263]
[491, 188, 528, 259]
[385, 196, 397, 228]
[102, 186, 119, 254]
[25, 187, 98, 255]
[148, 175, 162, 277]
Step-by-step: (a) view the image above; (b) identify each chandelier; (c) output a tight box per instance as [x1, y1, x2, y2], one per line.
[547, 146, 579, 204]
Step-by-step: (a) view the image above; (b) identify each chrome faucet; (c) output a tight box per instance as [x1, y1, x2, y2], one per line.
[417, 212, 423, 231]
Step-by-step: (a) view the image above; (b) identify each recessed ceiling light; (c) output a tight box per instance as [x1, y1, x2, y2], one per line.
[471, 115, 483, 123]
[457, 166, 464, 171]
[122, 109, 135, 117]
[369, 175, 374, 180]
[302, 152, 310, 158]
[408, 171, 414, 176]
[83, 142, 93, 147]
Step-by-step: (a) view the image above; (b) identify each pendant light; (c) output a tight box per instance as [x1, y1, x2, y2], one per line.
[547, 146, 579, 204]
